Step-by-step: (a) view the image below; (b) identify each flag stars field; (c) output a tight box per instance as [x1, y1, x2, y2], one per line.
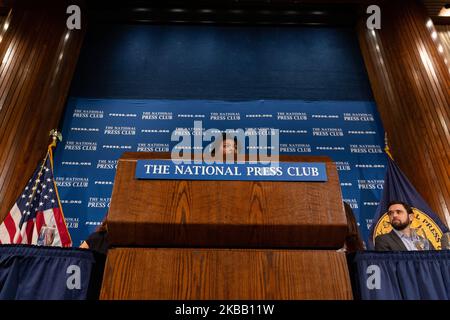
[0, 150, 72, 247]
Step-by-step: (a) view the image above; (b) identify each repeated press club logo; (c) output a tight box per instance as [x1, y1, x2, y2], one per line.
[96, 160, 117, 170]
[137, 143, 170, 152]
[210, 112, 241, 121]
[142, 111, 173, 120]
[73, 109, 104, 119]
[87, 197, 111, 208]
[64, 141, 97, 151]
[104, 126, 136, 135]
[350, 144, 383, 153]
[54, 99, 386, 245]
[55, 177, 89, 188]
[343, 113, 374, 121]
[276, 112, 308, 120]
[335, 161, 351, 171]
[312, 128, 344, 137]
[280, 144, 312, 153]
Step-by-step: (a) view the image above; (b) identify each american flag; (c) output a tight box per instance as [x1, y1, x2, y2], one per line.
[0, 150, 72, 247]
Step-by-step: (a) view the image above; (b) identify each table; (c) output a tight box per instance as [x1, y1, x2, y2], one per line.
[0, 244, 105, 300]
[348, 251, 450, 300]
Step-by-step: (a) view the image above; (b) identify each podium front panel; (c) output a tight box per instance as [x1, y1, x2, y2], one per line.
[100, 248, 353, 300]
[107, 153, 347, 248]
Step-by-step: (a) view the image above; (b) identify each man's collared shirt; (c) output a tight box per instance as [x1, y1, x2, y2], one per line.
[392, 229, 417, 251]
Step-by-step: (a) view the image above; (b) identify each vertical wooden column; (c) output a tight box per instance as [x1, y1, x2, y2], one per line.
[358, 0, 450, 227]
[0, 0, 85, 222]
[436, 25, 450, 59]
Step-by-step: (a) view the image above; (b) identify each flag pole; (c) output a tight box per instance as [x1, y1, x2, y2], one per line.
[47, 129, 62, 168]
[15, 130, 61, 238]
[47, 129, 72, 246]
[384, 132, 394, 160]
[48, 129, 62, 150]
[23, 130, 60, 214]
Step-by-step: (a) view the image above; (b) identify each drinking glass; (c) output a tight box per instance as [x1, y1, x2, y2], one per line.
[411, 228, 429, 251]
[441, 232, 450, 250]
[37, 226, 56, 246]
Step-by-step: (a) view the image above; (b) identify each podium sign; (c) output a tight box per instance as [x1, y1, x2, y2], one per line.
[135, 160, 327, 182]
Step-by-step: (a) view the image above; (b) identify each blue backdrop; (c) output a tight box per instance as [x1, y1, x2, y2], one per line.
[54, 24, 385, 246]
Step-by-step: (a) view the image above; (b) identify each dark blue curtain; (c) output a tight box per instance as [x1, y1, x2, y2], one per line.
[70, 24, 373, 101]
[0, 245, 104, 300]
[349, 251, 450, 300]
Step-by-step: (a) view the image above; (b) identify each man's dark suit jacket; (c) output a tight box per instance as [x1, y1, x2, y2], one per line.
[375, 230, 435, 251]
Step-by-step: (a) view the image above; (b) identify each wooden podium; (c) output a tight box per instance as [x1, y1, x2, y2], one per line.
[100, 153, 353, 299]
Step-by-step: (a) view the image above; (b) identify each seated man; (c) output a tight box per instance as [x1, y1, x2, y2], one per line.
[375, 201, 434, 251]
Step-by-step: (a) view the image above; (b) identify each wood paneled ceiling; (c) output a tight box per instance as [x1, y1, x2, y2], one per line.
[86, 0, 360, 26]
[0, 1, 448, 21]
[86, 1, 450, 25]
[422, 0, 449, 17]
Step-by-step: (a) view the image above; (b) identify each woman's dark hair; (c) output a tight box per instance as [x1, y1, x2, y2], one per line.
[343, 202, 365, 252]
[386, 201, 413, 214]
[220, 132, 238, 146]
[211, 132, 239, 156]
[96, 212, 108, 233]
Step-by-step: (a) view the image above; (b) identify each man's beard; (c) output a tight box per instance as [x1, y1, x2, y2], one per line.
[391, 218, 410, 231]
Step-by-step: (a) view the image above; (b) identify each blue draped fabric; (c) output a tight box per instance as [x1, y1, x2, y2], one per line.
[0, 245, 104, 300]
[349, 251, 450, 300]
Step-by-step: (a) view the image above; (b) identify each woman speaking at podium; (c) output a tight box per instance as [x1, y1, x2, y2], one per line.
[79, 214, 109, 255]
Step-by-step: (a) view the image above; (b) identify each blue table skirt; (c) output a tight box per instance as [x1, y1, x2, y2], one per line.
[0, 244, 105, 300]
[348, 251, 450, 300]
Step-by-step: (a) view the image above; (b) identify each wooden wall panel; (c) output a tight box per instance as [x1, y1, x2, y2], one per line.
[358, 0, 450, 227]
[436, 25, 450, 62]
[100, 248, 353, 300]
[0, 1, 85, 222]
